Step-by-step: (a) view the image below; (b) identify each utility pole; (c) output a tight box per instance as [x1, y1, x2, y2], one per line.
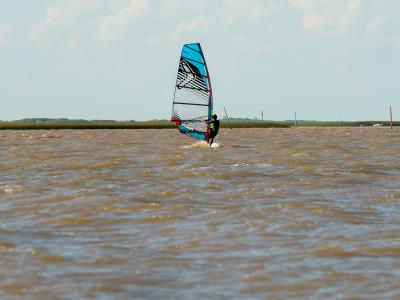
[390, 106, 393, 129]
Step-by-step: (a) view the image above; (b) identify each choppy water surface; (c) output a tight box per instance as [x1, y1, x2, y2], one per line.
[1, 128, 400, 299]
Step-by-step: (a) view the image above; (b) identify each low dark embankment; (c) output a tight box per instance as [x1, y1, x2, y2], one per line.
[0, 120, 397, 130]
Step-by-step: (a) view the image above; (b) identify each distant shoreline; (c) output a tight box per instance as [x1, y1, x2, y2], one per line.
[0, 120, 398, 130]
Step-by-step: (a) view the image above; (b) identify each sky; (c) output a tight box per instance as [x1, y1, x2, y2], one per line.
[0, 0, 399, 121]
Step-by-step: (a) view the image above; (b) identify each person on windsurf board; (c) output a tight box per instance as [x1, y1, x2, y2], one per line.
[208, 114, 220, 146]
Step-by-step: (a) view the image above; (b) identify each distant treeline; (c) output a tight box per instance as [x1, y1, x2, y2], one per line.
[0, 119, 398, 130]
[294, 121, 400, 127]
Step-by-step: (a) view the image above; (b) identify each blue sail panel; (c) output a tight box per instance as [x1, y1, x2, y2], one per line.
[178, 124, 207, 141]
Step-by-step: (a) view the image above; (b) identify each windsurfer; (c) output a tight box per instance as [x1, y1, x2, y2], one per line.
[208, 114, 220, 146]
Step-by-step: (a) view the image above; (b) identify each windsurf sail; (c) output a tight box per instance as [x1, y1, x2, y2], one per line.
[171, 43, 213, 141]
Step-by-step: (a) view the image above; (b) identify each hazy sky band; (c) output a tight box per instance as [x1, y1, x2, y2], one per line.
[0, 0, 399, 121]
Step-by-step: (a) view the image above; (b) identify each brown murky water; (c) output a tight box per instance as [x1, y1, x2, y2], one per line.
[1, 128, 400, 299]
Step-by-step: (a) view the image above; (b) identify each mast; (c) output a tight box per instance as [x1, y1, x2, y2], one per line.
[198, 43, 213, 125]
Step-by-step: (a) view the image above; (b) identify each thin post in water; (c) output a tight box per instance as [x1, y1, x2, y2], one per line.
[390, 106, 393, 129]
[223, 107, 233, 130]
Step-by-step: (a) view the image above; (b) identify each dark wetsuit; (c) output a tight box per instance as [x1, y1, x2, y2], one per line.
[208, 119, 220, 143]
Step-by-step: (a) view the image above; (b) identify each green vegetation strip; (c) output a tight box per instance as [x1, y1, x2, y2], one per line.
[0, 120, 397, 130]
[0, 121, 175, 130]
[296, 121, 400, 127]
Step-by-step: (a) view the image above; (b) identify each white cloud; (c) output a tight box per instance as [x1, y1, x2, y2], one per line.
[323, 48, 346, 60]
[31, 0, 101, 45]
[288, 0, 363, 31]
[155, 0, 191, 20]
[30, 0, 150, 49]
[149, 0, 282, 46]
[234, 35, 272, 55]
[389, 36, 400, 48]
[220, 1, 283, 27]
[289, 0, 332, 29]
[0, 23, 12, 48]
[97, 0, 150, 44]
[171, 16, 208, 40]
[364, 16, 384, 38]
[339, 0, 363, 27]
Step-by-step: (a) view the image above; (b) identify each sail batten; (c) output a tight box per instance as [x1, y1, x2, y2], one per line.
[171, 43, 213, 141]
[173, 102, 209, 107]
